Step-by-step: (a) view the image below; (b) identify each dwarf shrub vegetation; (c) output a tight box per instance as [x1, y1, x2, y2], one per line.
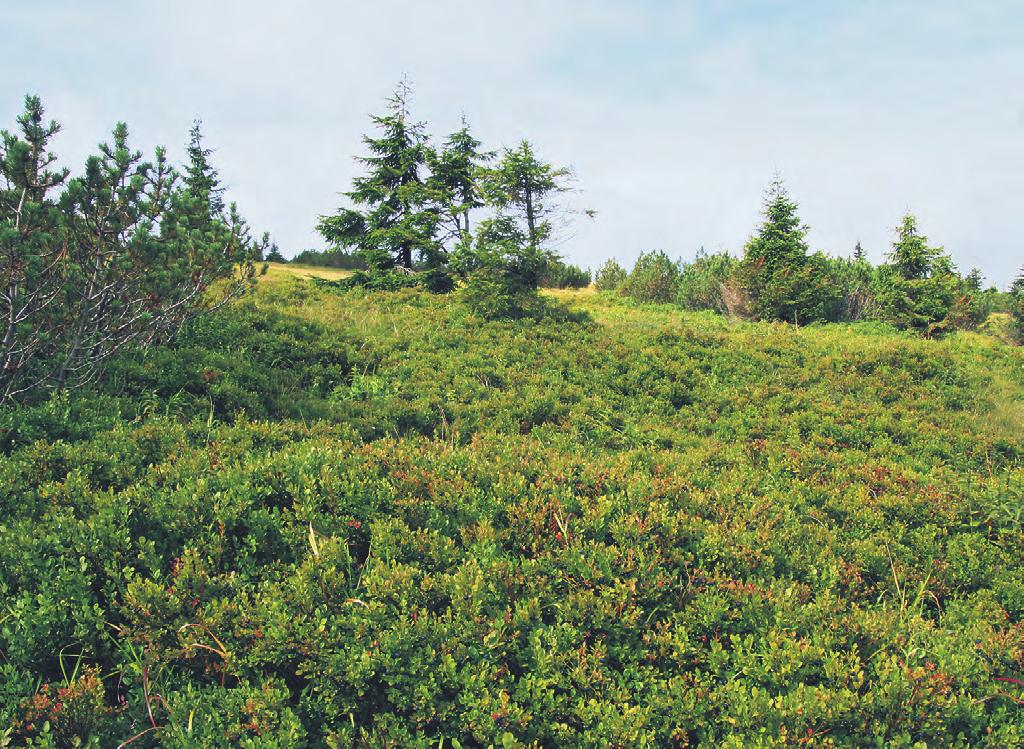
[0, 269, 1022, 747]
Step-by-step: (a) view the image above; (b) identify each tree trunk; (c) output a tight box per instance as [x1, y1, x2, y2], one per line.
[525, 186, 536, 248]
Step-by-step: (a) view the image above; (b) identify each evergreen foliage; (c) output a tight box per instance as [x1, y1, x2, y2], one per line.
[316, 88, 579, 302]
[479, 140, 572, 251]
[1012, 265, 1024, 343]
[738, 178, 839, 323]
[428, 117, 492, 244]
[593, 258, 627, 291]
[619, 250, 680, 303]
[265, 245, 287, 263]
[540, 258, 590, 289]
[873, 214, 962, 333]
[289, 247, 364, 269]
[457, 141, 575, 317]
[183, 119, 225, 220]
[460, 215, 549, 318]
[317, 81, 442, 272]
[0, 96, 265, 403]
[0, 95, 69, 397]
[593, 182, 1008, 337]
[675, 249, 738, 312]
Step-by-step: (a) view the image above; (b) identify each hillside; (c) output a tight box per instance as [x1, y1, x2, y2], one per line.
[1, 275, 1022, 747]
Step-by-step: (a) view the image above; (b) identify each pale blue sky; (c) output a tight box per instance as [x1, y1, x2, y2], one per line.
[3, 1, 1022, 285]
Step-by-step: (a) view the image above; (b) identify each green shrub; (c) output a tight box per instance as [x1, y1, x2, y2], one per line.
[675, 250, 738, 312]
[105, 303, 353, 422]
[593, 258, 628, 291]
[540, 259, 591, 289]
[820, 254, 878, 321]
[619, 250, 680, 303]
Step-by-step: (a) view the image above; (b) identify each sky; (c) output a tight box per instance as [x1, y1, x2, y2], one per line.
[3, 1, 1022, 286]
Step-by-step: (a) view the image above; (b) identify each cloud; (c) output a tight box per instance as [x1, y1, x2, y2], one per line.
[3, 0, 1022, 284]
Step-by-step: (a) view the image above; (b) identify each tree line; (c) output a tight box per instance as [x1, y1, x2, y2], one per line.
[0, 96, 268, 402]
[597, 177, 1024, 340]
[1, 86, 1021, 406]
[317, 83, 1020, 335]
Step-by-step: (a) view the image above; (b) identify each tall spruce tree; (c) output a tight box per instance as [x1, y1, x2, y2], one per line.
[317, 80, 440, 271]
[429, 117, 492, 243]
[480, 140, 572, 250]
[739, 177, 836, 323]
[853, 240, 866, 261]
[184, 119, 225, 221]
[887, 214, 948, 280]
[873, 213, 960, 332]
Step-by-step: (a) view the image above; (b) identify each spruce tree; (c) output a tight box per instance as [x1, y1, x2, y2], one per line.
[480, 140, 572, 250]
[460, 141, 575, 317]
[853, 240, 866, 262]
[874, 213, 960, 332]
[429, 117, 492, 243]
[317, 80, 440, 271]
[745, 177, 807, 274]
[964, 267, 984, 291]
[184, 119, 225, 221]
[887, 214, 948, 280]
[739, 177, 835, 323]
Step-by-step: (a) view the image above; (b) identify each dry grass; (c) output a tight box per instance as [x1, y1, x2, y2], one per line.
[263, 262, 354, 282]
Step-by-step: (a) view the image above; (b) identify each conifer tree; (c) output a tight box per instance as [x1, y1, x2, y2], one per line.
[745, 177, 807, 273]
[429, 117, 492, 243]
[739, 177, 836, 323]
[317, 80, 440, 271]
[853, 240, 866, 262]
[1012, 265, 1024, 343]
[184, 119, 225, 221]
[887, 214, 949, 280]
[0, 95, 69, 398]
[873, 213, 960, 332]
[460, 141, 575, 317]
[480, 140, 572, 250]
[0, 96, 264, 401]
[594, 258, 628, 291]
[964, 267, 984, 291]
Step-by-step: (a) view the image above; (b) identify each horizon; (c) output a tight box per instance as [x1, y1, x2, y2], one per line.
[3, 1, 1022, 286]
